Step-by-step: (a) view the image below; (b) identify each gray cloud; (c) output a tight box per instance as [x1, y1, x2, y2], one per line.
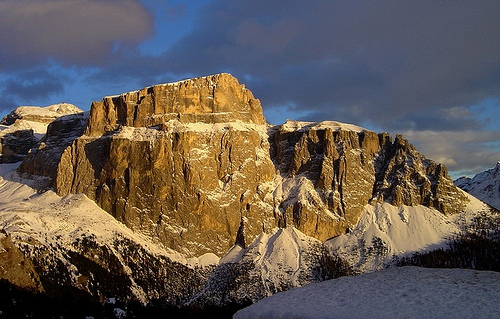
[151, 0, 500, 132]
[143, 0, 499, 176]
[3, 0, 497, 176]
[403, 129, 500, 178]
[0, 0, 153, 68]
[0, 67, 69, 111]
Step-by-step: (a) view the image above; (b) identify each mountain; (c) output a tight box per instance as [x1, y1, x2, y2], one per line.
[455, 162, 500, 210]
[0, 74, 498, 317]
[33, 74, 468, 258]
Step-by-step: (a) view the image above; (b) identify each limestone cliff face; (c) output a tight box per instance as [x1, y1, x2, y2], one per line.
[371, 134, 468, 214]
[56, 74, 274, 256]
[270, 122, 468, 243]
[53, 73, 469, 257]
[269, 121, 380, 241]
[56, 123, 276, 256]
[86, 73, 265, 137]
[0, 128, 38, 163]
[0, 104, 83, 164]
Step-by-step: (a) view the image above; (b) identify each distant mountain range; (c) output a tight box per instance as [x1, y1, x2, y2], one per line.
[455, 162, 500, 210]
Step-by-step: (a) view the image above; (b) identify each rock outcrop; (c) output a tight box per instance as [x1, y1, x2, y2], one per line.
[47, 74, 469, 257]
[268, 121, 467, 242]
[0, 104, 83, 163]
[371, 134, 469, 214]
[269, 121, 380, 240]
[1, 103, 83, 126]
[0, 127, 39, 163]
[55, 74, 275, 257]
[0, 232, 43, 292]
[18, 112, 88, 184]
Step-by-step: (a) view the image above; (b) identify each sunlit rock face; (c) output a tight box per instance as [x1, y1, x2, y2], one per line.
[269, 122, 381, 241]
[53, 73, 469, 257]
[371, 134, 469, 214]
[268, 122, 467, 242]
[18, 112, 88, 183]
[85, 73, 266, 137]
[56, 74, 275, 257]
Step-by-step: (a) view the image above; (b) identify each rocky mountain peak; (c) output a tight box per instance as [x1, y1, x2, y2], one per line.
[85, 73, 266, 137]
[455, 162, 500, 210]
[0, 103, 83, 163]
[1, 74, 492, 316]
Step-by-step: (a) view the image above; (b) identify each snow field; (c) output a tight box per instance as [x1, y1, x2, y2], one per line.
[234, 266, 500, 319]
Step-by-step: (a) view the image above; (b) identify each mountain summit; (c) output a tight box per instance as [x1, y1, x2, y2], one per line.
[85, 73, 265, 137]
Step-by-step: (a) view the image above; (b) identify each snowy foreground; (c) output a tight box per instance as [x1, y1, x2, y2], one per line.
[234, 266, 500, 319]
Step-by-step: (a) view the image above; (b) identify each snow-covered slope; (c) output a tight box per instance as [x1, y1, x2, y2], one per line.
[189, 227, 347, 307]
[0, 103, 83, 138]
[234, 266, 500, 319]
[0, 163, 215, 304]
[1, 103, 83, 125]
[455, 162, 500, 210]
[0, 119, 48, 140]
[325, 193, 495, 272]
[326, 203, 459, 272]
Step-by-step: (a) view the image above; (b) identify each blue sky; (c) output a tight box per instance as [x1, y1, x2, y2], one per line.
[0, 0, 499, 178]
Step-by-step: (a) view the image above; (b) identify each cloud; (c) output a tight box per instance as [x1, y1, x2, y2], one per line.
[2, 68, 68, 102]
[0, 0, 153, 68]
[143, 0, 499, 132]
[0, 63, 79, 113]
[4, 0, 495, 176]
[402, 129, 500, 178]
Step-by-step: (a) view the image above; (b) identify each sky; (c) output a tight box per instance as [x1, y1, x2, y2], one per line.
[0, 0, 499, 179]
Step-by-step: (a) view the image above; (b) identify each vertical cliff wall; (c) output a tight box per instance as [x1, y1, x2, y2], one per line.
[56, 74, 275, 256]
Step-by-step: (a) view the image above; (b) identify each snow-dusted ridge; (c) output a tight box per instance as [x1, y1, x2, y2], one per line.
[103, 73, 234, 99]
[325, 190, 495, 272]
[111, 119, 269, 141]
[0, 120, 48, 140]
[7, 103, 82, 119]
[326, 203, 459, 272]
[455, 161, 500, 210]
[280, 119, 366, 133]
